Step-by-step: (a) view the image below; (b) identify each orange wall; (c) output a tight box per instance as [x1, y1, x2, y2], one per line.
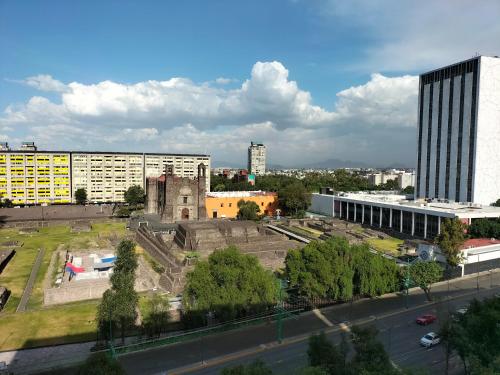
[205, 194, 278, 218]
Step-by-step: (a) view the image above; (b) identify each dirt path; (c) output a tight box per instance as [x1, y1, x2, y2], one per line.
[16, 248, 45, 312]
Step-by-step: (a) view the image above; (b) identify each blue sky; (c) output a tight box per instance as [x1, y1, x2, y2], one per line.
[1, 0, 499, 167]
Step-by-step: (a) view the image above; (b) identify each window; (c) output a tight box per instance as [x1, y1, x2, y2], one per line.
[261, 202, 264, 206]
[220, 203, 224, 207]
[183, 196, 188, 204]
[229, 203, 232, 207]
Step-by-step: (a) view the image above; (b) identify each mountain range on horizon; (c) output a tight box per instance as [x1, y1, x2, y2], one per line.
[212, 158, 414, 170]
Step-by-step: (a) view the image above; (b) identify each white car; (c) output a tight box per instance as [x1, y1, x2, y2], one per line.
[420, 332, 440, 348]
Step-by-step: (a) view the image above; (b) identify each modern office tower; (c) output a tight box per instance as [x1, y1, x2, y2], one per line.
[415, 56, 500, 205]
[0, 148, 211, 205]
[0, 152, 71, 204]
[247, 141, 266, 176]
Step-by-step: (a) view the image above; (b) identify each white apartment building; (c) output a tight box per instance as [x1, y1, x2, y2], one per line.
[247, 141, 266, 176]
[415, 56, 500, 205]
[0, 148, 210, 204]
[367, 171, 415, 189]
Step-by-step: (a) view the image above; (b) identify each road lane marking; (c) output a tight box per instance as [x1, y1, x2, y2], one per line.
[312, 308, 334, 327]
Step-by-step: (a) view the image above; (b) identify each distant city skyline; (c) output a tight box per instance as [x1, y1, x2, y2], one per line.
[0, 0, 499, 167]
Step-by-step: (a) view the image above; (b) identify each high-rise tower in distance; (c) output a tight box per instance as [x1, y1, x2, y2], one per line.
[415, 56, 500, 205]
[248, 141, 266, 176]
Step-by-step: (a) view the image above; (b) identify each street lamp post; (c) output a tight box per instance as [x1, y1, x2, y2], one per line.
[476, 254, 480, 292]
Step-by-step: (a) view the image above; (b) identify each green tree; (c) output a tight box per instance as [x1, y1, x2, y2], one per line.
[221, 360, 273, 375]
[96, 240, 139, 344]
[401, 186, 415, 194]
[113, 240, 138, 274]
[0, 198, 13, 208]
[114, 206, 131, 218]
[435, 218, 466, 266]
[492, 198, 500, 207]
[183, 246, 278, 323]
[378, 178, 399, 191]
[77, 352, 125, 375]
[409, 261, 443, 301]
[442, 297, 500, 374]
[237, 199, 260, 221]
[351, 325, 398, 375]
[75, 188, 87, 205]
[469, 218, 500, 239]
[143, 293, 170, 337]
[279, 181, 311, 216]
[285, 238, 399, 300]
[307, 332, 348, 374]
[124, 185, 145, 206]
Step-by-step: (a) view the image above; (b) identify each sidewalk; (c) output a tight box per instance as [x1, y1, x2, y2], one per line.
[2, 268, 499, 374]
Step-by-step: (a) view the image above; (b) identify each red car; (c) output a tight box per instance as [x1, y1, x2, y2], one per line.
[416, 314, 437, 325]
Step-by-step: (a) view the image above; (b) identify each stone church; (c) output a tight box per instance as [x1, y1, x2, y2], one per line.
[145, 163, 207, 223]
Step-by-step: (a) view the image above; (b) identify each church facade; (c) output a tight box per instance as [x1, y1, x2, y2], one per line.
[145, 163, 207, 223]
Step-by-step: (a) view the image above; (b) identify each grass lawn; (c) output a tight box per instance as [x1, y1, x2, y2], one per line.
[366, 237, 404, 256]
[0, 222, 133, 351]
[297, 226, 323, 237]
[0, 222, 127, 313]
[0, 301, 98, 351]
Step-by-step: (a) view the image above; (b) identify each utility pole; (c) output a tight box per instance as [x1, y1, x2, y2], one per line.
[404, 258, 411, 309]
[277, 279, 286, 344]
[476, 253, 480, 292]
[109, 312, 115, 358]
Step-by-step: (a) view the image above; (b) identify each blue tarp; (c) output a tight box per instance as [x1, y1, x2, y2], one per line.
[101, 256, 116, 263]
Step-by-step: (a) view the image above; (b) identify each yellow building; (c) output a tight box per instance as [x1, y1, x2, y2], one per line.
[205, 191, 278, 219]
[0, 149, 211, 205]
[0, 152, 71, 205]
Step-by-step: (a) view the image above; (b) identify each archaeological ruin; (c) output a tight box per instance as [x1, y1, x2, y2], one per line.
[134, 219, 301, 294]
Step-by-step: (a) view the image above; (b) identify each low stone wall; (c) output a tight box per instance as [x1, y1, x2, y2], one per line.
[0, 217, 126, 229]
[44, 279, 111, 305]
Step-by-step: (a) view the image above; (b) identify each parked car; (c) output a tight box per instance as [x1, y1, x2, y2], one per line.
[456, 306, 468, 315]
[420, 332, 441, 347]
[416, 314, 437, 325]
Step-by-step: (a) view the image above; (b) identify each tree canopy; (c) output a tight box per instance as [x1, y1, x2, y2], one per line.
[77, 352, 124, 375]
[285, 237, 399, 300]
[75, 188, 87, 205]
[97, 240, 139, 344]
[409, 261, 443, 301]
[435, 218, 466, 266]
[221, 360, 273, 375]
[468, 218, 500, 239]
[237, 199, 261, 221]
[183, 246, 278, 323]
[442, 297, 500, 374]
[124, 185, 145, 206]
[279, 182, 311, 217]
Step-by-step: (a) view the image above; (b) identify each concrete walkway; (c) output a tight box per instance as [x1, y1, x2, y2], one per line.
[16, 248, 45, 312]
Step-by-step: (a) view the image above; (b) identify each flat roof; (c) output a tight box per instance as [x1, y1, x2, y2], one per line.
[206, 191, 276, 198]
[314, 192, 500, 218]
[0, 150, 210, 157]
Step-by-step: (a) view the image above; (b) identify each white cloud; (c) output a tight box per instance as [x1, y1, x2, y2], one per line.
[0, 62, 419, 166]
[22, 74, 68, 93]
[335, 73, 418, 127]
[215, 77, 237, 85]
[319, 0, 500, 71]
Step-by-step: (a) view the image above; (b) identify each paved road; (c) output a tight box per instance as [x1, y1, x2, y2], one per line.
[119, 270, 500, 375]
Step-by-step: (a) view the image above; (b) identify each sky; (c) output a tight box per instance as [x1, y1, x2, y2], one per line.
[0, 0, 499, 168]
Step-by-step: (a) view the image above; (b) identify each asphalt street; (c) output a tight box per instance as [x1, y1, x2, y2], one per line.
[118, 270, 500, 375]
